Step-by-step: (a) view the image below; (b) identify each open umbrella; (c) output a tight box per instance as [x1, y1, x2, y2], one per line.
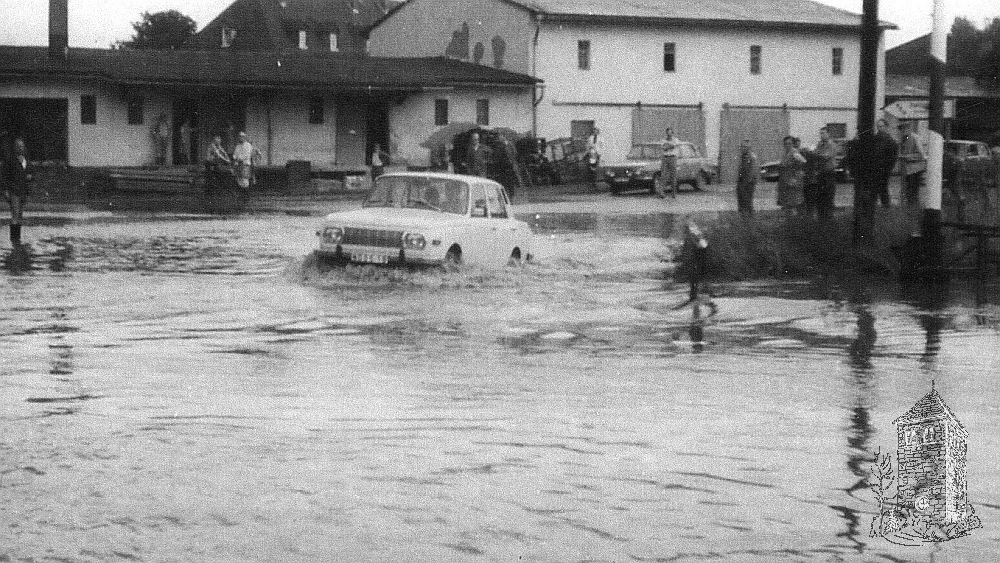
[419, 122, 479, 149]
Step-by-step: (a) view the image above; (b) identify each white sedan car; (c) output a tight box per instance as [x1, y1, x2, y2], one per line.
[316, 172, 534, 268]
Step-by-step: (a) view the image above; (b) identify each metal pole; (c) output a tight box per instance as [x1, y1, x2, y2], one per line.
[922, 0, 947, 274]
[857, 0, 879, 138]
[853, 0, 880, 247]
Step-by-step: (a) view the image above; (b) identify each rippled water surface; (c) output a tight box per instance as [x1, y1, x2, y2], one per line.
[2, 209, 1000, 562]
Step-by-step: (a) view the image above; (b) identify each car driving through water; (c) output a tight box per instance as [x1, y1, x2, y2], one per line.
[315, 172, 534, 268]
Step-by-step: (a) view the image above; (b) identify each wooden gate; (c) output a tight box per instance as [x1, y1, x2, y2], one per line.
[632, 105, 705, 153]
[718, 106, 790, 184]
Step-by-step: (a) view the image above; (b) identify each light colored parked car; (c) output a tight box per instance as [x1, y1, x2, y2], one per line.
[602, 142, 717, 195]
[315, 172, 533, 268]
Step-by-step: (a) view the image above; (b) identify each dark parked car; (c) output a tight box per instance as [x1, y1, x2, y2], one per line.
[602, 142, 717, 195]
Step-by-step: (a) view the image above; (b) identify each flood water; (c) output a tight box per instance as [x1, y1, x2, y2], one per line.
[2, 204, 999, 562]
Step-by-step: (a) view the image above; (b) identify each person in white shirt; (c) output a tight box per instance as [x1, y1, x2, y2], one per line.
[657, 127, 681, 198]
[231, 132, 261, 189]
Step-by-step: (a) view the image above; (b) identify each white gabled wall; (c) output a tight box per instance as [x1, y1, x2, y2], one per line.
[534, 23, 882, 160]
[369, 0, 534, 74]
[389, 88, 533, 166]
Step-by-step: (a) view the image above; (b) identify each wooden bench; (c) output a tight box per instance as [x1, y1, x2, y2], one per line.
[108, 167, 201, 193]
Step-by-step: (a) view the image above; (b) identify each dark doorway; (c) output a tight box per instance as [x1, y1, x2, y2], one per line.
[366, 94, 391, 165]
[0, 98, 69, 162]
[172, 99, 200, 165]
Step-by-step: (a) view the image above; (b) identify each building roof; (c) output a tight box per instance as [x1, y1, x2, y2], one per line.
[887, 74, 1000, 100]
[376, 0, 896, 31]
[894, 388, 968, 436]
[188, 0, 403, 50]
[0, 46, 538, 90]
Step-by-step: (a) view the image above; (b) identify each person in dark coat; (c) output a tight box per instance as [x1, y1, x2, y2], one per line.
[873, 118, 899, 207]
[735, 139, 758, 217]
[1, 137, 34, 245]
[466, 132, 491, 177]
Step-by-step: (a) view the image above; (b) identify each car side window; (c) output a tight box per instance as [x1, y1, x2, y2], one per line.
[486, 185, 508, 218]
[470, 184, 488, 218]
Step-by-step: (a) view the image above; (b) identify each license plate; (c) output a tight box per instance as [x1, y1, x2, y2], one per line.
[352, 253, 389, 264]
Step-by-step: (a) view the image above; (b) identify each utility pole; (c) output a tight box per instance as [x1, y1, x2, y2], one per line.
[852, 0, 880, 247]
[921, 0, 947, 276]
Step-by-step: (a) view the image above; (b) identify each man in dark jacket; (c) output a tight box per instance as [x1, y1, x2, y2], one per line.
[1, 137, 33, 245]
[873, 118, 899, 207]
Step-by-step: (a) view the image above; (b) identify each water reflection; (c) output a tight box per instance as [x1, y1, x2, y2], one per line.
[2, 245, 33, 274]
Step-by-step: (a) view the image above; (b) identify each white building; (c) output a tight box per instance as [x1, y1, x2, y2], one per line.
[370, 0, 895, 181]
[0, 0, 537, 175]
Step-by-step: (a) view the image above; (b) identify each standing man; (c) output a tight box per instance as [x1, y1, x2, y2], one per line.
[231, 132, 261, 189]
[735, 139, 758, 217]
[873, 118, 899, 207]
[898, 122, 926, 207]
[466, 132, 491, 178]
[813, 127, 839, 221]
[657, 127, 680, 198]
[371, 143, 390, 180]
[152, 113, 170, 167]
[1, 137, 34, 245]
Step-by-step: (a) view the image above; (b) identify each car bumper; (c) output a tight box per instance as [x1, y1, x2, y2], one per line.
[315, 244, 444, 266]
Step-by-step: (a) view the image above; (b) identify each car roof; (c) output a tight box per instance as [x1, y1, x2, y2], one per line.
[379, 171, 503, 187]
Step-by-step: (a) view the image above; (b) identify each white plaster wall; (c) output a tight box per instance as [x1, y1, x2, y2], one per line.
[389, 88, 533, 166]
[267, 94, 337, 166]
[0, 79, 171, 166]
[535, 23, 884, 161]
[369, 0, 534, 73]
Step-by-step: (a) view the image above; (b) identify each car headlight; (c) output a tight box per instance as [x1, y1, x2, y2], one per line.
[321, 226, 344, 244]
[404, 232, 426, 250]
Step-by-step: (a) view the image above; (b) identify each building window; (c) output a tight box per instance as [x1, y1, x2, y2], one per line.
[476, 99, 490, 126]
[826, 122, 847, 139]
[578, 40, 590, 70]
[80, 95, 96, 124]
[434, 99, 449, 126]
[298, 30, 308, 49]
[329, 32, 338, 52]
[663, 42, 676, 72]
[750, 45, 762, 74]
[832, 47, 843, 75]
[308, 96, 324, 124]
[127, 96, 144, 125]
[221, 26, 237, 48]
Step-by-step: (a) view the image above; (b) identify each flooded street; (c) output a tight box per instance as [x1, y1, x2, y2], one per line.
[2, 203, 1000, 562]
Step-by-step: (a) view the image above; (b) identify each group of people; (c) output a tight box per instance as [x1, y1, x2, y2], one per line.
[735, 119, 921, 219]
[204, 132, 261, 190]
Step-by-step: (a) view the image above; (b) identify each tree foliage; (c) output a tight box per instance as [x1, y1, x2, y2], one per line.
[948, 17, 1000, 80]
[119, 10, 197, 50]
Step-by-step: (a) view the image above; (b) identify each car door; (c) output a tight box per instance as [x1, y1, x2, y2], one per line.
[677, 143, 695, 181]
[464, 182, 492, 264]
[486, 184, 519, 266]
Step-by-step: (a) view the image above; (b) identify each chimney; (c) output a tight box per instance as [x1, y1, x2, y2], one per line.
[49, 0, 68, 60]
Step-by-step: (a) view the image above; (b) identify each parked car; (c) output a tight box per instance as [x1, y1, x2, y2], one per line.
[315, 172, 533, 268]
[602, 142, 717, 195]
[945, 140, 994, 177]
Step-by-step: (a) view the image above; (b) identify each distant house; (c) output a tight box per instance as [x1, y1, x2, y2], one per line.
[186, 0, 403, 54]
[0, 0, 537, 172]
[885, 34, 1000, 143]
[370, 0, 896, 181]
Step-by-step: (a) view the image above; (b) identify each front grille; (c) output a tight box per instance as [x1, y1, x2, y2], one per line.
[342, 227, 403, 248]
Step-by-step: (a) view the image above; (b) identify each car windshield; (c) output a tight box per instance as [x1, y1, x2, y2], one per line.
[364, 176, 469, 215]
[627, 145, 660, 160]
